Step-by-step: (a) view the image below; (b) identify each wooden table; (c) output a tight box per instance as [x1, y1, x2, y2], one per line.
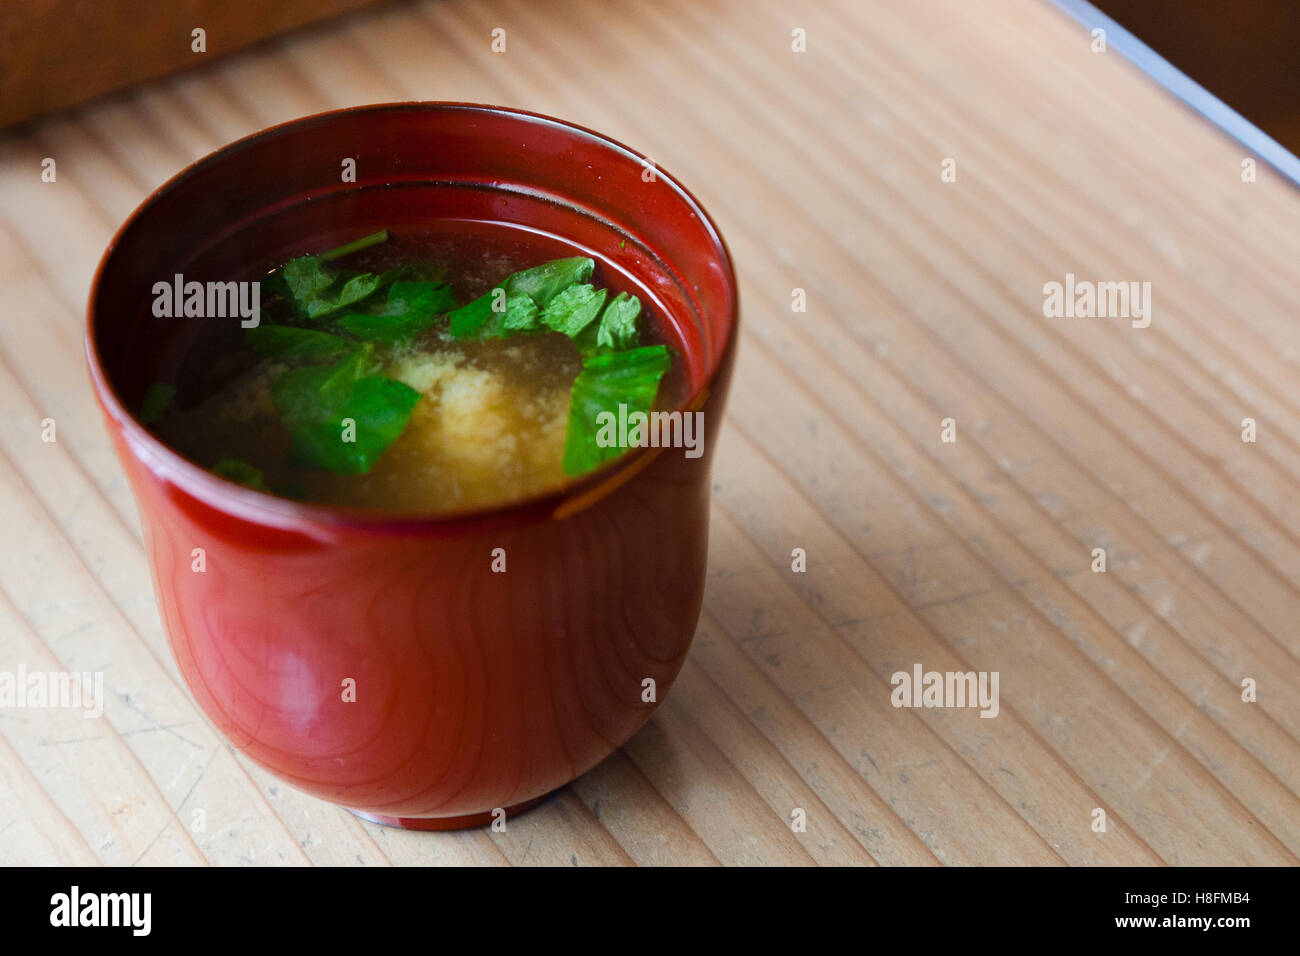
[1, 0, 1297, 866]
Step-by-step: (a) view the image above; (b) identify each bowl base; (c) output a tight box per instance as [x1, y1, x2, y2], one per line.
[348, 793, 550, 831]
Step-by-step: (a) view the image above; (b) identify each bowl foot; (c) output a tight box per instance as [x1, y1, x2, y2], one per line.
[348, 793, 550, 831]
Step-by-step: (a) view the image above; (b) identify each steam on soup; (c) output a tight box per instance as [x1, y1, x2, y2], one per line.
[141, 228, 687, 511]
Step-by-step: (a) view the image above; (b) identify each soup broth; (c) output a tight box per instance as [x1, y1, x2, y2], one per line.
[145, 223, 689, 512]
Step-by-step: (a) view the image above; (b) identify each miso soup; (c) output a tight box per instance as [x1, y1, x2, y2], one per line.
[142, 225, 689, 512]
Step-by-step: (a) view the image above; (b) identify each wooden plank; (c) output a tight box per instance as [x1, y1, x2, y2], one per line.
[0, 731, 100, 866]
[0, 0, 388, 127]
[568, 751, 724, 866]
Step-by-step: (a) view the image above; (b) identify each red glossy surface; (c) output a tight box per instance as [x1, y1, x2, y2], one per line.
[87, 104, 738, 826]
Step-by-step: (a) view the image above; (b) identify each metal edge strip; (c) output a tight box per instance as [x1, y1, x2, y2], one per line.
[1050, 0, 1300, 190]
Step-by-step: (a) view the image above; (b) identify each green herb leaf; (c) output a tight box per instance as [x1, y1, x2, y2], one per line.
[335, 312, 428, 346]
[562, 344, 671, 476]
[504, 256, 595, 308]
[246, 325, 355, 363]
[211, 457, 269, 491]
[279, 256, 336, 305]
[541, 284, 606, 338]
[446, 257, 598, 339]
[382, 280, 458, 318]
[444, 288, 533, 338]
[501, 294, 541, 333]
[273, 254, 389, 322]
[336, 280, 459, 345]
[140, 382, 176, 424]
[302, 272, 385, 320]
[271, 346, 374, 427]
[595, 292, 641, 351]
[269, 345, 418, 474]
[371, 268, 409, 292]
[288, 376, 421, 475]
[446, 287, 501, 339]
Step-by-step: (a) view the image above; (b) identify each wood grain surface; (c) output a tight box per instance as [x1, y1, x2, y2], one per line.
[0, 0, 1297, 866]
[0, 0, 389, 128]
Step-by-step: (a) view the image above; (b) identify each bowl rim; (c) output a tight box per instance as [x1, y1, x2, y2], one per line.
[85, 101, 740, 533]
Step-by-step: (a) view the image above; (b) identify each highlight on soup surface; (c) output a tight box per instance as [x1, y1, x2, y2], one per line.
[141, 227, 693, 512]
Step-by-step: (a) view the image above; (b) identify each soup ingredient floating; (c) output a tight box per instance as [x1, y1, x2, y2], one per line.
[145, 230, 678, 511]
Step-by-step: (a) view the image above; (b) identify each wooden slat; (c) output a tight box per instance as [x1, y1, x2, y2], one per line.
[0, 0, 1296, 865]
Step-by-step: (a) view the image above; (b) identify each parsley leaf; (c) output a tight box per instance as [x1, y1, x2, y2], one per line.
[446, 289, 540, 339]
[336, 312, 430, 345]
[140, 382, 176, 424]
[504, 256, 595, 308]
[246, 325, 355, 363]
[211, 457, 269, 491]
[288, 377, 421, 475]
[501, 293, 541, 333]
[446, 288, 500, 338]
[335, 280, 458, 345]
[572, 291, 643, 356]
[279, 256, 335, 305]
[271, 347, 374, 427]
[541, 284, 606, 338]
[562, 344, 671, 476]
[596, 292, 641, 350]
[446, 257, 597, 340]
[272, 256, 391, 322]
[270, 346, 419, 474]
[382, 280, 458, 318]
[302, 271, 386, 320]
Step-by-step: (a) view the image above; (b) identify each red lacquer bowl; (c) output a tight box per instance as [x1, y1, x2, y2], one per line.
[86, 103, 738, 829]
